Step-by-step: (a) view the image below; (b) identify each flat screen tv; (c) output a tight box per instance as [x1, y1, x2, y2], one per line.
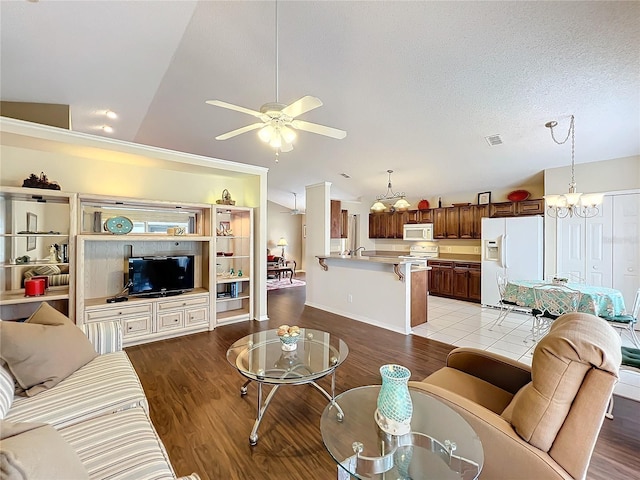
[127, 255, 194, 297]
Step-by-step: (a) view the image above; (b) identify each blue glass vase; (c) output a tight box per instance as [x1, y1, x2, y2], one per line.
[375, 364, 413, 435]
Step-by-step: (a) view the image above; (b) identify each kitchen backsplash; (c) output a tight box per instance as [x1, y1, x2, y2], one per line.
[374, 239, 481, 255]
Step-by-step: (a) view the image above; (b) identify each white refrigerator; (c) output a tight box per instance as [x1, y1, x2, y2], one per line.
[481, 216, 544, 308]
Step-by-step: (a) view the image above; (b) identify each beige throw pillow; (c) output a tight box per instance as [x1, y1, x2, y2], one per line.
[0, 423, 88, 479]
[25, 302, 72, 326]
[0, 306, 97, 397]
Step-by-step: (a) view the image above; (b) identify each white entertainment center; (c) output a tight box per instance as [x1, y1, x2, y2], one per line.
[0, 117, 267, 344]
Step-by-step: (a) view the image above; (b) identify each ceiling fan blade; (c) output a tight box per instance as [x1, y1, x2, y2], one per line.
[215, 123, 264, 140]
[280, 142, 294, 153]
[281, 96, 323, 118]
[206, 100, 270, 121]
[291, 120, 347, 139]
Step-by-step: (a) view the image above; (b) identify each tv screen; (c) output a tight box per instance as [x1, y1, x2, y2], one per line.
[128, 255, 195, 297]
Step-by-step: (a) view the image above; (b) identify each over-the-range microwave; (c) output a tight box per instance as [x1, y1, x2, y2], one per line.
[403, 223, 434, 241]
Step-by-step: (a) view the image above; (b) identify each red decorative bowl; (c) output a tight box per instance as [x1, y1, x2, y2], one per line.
[417, 199, 430, 210]
[507, 190, 530, 202]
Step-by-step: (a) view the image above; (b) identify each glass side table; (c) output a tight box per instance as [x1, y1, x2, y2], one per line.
[321, 385, 484, 479]
[227, 328, 348, 445]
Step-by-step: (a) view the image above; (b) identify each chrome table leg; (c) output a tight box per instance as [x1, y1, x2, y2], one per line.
[249, 382, 280, 446]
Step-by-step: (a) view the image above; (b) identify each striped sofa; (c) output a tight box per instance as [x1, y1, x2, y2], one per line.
[1, 321, 200, 480]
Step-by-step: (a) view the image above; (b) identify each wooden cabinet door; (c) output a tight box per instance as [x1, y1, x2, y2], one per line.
[340, 209, 348, 238]
[517, 199, 544, 216]
[433, 209, 447, 239]
[468, 265, 482, 301]
[453, 265, 469, 297]
[369, 213, 386, 238]
[472, 205, 489, 239]
[458, 206, 474, 239]
[445, 207, 459, 238]
[418, 209, 433, 223]
[440, 265, 453, 295]
[330, 200, 341, 238]
[491, 202, 516, 217]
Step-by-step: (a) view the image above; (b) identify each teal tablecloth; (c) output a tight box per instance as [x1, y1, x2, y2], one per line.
[503, 280, 627, 317]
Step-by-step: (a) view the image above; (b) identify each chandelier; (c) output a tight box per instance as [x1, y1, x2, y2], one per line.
[543, 115, 602, 219]
[370, 170, 411, 212]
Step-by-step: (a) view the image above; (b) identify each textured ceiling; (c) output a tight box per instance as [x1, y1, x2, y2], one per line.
[1, 1, 639, 211]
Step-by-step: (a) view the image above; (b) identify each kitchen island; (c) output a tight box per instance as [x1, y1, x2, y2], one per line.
[309, 254, 430, 335]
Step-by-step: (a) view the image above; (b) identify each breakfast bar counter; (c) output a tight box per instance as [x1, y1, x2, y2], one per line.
[309, 254, 430, 334]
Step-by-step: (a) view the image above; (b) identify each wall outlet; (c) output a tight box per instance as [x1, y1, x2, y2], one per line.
[348, 294, 353, 303]
[474, 246, 480, 254]
[446, 246, 452, 253]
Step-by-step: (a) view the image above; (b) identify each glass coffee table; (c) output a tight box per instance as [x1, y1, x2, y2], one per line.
[227, 328, 348, 445]
[321, 385, 483, 479]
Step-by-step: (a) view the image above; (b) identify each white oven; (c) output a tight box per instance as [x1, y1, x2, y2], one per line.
[403, 223, 434, 241]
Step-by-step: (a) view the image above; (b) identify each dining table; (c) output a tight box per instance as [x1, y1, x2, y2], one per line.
[503, 280, 627, 318]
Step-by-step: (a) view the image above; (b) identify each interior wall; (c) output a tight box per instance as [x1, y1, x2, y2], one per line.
[266, 200, 303, 271]
[0, 145, 249, 206]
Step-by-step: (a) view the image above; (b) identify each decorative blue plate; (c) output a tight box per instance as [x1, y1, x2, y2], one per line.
[104, 216, 133, 235]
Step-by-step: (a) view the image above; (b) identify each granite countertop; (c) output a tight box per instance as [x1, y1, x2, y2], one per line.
[317, 254, 423, 265]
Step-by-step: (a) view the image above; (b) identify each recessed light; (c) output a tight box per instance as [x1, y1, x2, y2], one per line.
[102, 125, 114, 134]
[105, 110, 118, 120]
[340, 173, 351, 178]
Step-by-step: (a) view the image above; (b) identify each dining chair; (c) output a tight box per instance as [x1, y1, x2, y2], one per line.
[488, 273, 520, 331]
[601, 288, 640, 348]
[606, 345, 640, 419]
[525, 284, 582, 343]
[546, 272, 585, 284]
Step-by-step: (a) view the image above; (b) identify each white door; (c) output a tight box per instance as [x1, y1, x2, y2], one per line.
[612, 193, 640, 307]
[585, 198, 613, 286]
[558, 196, 612, 285]
[557, 212, 586, 282]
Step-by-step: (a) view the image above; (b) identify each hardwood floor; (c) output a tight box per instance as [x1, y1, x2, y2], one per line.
[126, 281, 640, 479]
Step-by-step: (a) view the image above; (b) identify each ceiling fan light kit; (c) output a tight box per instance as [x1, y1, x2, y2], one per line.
[543, 115, 602, 219]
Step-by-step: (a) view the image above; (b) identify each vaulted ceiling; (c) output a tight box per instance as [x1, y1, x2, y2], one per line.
[1, 1, 638, 210]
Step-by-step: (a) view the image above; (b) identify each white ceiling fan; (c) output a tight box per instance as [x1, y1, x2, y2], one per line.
[206, 1, 346, 153]
[281, 192, 304, 215]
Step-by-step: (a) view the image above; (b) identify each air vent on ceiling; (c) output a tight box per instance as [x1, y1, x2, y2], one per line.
[485, 134, 503, 146]
[340, 173, 351, 178]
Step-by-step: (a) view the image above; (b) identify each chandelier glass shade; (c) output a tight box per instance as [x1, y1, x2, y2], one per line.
[543, 115, 602, 219]
[370, 170, 411, 212]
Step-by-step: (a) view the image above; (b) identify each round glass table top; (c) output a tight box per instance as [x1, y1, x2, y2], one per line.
[321, 385, 484, 479]
[226, 328, 349, 384]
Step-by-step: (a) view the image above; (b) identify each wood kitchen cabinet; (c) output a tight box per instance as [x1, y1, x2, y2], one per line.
[416, 209, 433, 223]
[468, 264, 482, 301]
[459, 204, 489, 239]
[490, 199, 544, 218]
[429, 260, 481, 303]
[433, 207, 460, 239]
[368, 211, 416, 239]
[330, 200, 342, 238]
[428, 260, 453, 296]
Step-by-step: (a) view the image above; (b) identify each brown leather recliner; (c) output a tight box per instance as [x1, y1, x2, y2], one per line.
[410, 312, 621, 480]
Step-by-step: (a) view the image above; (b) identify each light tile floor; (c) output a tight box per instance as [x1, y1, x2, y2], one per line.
[412, 296, 640, 402]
